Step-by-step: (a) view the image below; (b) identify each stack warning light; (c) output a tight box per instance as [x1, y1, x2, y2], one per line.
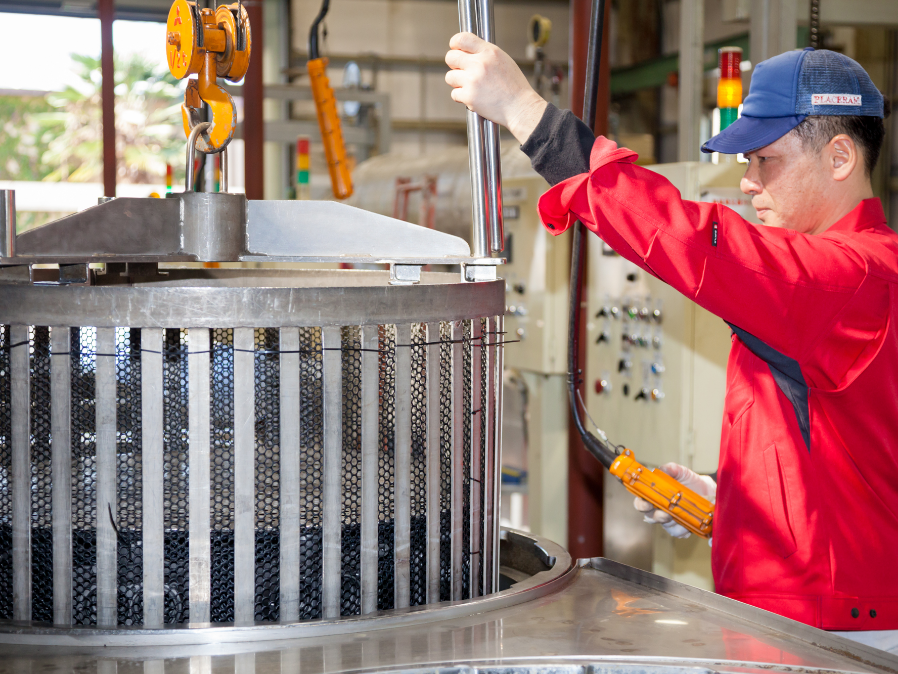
[717, 47, 742, 131]
[296, 136, 311, 200]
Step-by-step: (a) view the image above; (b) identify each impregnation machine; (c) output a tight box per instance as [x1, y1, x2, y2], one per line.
[0, 0, 508, 633]
[0, 1, 897, 673]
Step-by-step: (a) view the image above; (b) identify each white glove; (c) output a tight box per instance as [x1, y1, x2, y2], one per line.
[444, 32, 548, 144]
[633, 463, 716, 539]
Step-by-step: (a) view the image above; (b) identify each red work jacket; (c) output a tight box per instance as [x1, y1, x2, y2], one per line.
[537, 136, 898, 631]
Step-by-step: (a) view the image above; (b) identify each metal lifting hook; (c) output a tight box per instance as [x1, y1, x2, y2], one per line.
[166, 0, 252, 154]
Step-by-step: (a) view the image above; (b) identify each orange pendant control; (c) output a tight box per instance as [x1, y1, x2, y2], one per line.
[609, 448, 714, 538]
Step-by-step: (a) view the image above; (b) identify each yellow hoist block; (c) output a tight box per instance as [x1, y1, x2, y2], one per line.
[166, 0, 251, 154]
[610, 448, 715, 538]
[307, 57, 354, 200]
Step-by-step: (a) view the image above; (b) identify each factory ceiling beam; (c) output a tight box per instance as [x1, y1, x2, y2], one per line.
[99, 0, 115, 198]
[0, 0, 172, 21]
[609, 28, 809, 96]
[287, 51, 566, 75]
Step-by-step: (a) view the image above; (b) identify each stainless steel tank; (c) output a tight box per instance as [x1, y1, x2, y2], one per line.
[0, 178, 506, 638]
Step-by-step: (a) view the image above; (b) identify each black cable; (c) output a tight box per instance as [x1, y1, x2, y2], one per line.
[309, 0, 330, 60]
[567, 0, 618, 470]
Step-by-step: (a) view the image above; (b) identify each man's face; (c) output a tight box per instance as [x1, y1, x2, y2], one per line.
[740, 132, 830, 234]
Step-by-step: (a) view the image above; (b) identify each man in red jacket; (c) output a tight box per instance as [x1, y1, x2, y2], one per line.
[446, 37, 897, 646]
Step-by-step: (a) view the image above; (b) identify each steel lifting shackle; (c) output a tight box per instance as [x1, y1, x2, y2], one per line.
[458, 0, 504, 256]
[166, 0, 251, 155]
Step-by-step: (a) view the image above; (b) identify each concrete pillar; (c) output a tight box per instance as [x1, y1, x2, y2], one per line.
[750, 0, 797, 64]
[678, 0, 704, 162]
[264, 0, 290, 200]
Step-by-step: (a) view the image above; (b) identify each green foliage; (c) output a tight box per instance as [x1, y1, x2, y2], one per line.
[0, 51, 185, 184]
[0, 95, 63, 181]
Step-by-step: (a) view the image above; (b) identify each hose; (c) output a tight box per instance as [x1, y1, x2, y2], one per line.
[567, 0, 619, 470]
[309, 0, 330, 60]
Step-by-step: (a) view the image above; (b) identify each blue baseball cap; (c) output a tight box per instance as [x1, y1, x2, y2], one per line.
[702, 47, 885, 155]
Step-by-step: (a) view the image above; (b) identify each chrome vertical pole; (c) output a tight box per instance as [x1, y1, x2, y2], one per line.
[0, 190, 15, 258]
[476, 0, 504, 254]
[221, 148, 229, 194]
[458, 0, 490, 257]
[50, 327, 72, 625]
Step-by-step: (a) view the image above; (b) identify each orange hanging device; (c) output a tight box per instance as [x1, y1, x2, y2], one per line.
[307, 0, 353, 199]
[166, 0, 251, 154]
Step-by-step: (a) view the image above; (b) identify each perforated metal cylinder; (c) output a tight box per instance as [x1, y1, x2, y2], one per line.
[0, 269, 504, 629]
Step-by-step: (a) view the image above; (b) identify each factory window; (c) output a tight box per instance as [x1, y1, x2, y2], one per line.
[0, 13, 184, 229]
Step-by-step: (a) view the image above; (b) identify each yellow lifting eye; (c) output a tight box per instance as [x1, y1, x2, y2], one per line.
[166, 0, 252, 155]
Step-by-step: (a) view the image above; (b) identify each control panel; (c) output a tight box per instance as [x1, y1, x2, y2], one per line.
[586, 250, 694, 470]
[501, 173, 571, 376]
[497, 169, 571, 546]
[586, 160, 755, 589]
[585, 161, 750, 474]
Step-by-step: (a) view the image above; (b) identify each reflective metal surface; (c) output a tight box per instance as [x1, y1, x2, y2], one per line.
[0, 189, 14, 258]
[3, 190, 475, 265]
[0, 530, 573, 647]
[1, 553, 896, 674]
[0, 269, 505, 636]
[457, 0, 490, 258]
[0, 270, 504, 328]
[244, 200, 470, 261]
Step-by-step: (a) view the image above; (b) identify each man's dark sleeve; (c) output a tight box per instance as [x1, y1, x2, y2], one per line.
[520, 103, 596, 186]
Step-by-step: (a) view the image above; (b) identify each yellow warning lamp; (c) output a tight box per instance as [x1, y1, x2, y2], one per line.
[717, 47, 743, 130]
[166, 0, 251, 154]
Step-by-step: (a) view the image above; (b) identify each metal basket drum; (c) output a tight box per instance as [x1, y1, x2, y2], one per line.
[0, 269, 504, 629]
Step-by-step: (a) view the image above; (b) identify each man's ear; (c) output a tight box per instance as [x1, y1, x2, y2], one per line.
[827, 134, 860, 182]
